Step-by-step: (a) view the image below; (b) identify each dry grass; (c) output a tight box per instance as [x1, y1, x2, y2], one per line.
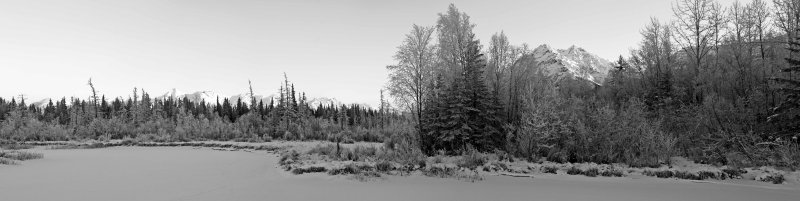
[722, 168, 746, 179]
[0, 143, 34, 150]
[291, 166, 327, 175]
[642, 169, 728, 180]
[422, 165, 459, 178]
[279, 150, 300, 166]
[327, 163, 374, 175]
[758, 174, 785, 184]
[351, 171, 382, 181]
[542, 166, 559, 174]
[583, 168, 599, 177]
[456, 151, 487, 170]
[306, 143, 380, 161]
[375, 161, 394, 172]
[0, 157, 17, 165]
[600, 169, 624, 177]
[565, 166, 585, 175]
[0, 151, 44, 161]
[51, 143, 109, 149]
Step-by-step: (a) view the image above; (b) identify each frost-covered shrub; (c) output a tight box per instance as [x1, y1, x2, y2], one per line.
[457, 149, 487, 170]
[600, 169, 623, 177]
[0, 111, 71, 141]
[516, 96, 675, 167]
[541, 166, 559, 174]
[566, 166, 583, 175]
[583, 168, 599, 177]
[376, 161, 394, 172]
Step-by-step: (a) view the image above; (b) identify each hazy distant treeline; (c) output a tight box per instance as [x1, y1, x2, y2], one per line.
[0, 75, 407, 143]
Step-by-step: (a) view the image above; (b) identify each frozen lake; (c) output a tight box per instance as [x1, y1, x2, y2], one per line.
[1, 146, 798, 201]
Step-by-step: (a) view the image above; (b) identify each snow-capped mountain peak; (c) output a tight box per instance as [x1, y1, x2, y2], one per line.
[525, 44, 613, 85]
[154, 89, 280, 105]
[532, 44, 558, 60]
[31, 98, 52, 108]
[159, 88, 185, 99]
[565, 45, 585, 55]
[308, 97, 342, 107]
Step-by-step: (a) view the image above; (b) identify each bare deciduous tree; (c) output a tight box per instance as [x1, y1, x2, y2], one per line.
[87, 78, 98, 118]
[486, 31, 525, 122]
[436, 4, 476, 81]
[726, 1, 760, 96]
[386, 24, 436, 133]
[773, 0, 800, 45]
[748, 0, 773, 108]
[639, 18, 675, 77]
[750, 0, 771, 62]
[708, 1, 728, 69]
[633, 18, 676, 109]
[248, 80, 256, 107]
[672, 0, 716, 98]
[502, 43, 530, 125]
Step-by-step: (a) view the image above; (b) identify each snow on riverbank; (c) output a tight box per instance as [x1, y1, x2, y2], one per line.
[0, 146, 798, 201]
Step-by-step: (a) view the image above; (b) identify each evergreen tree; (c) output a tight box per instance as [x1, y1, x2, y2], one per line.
[140, 91, 152, 121]
[222, 98, 233, 122]
[56, 98, 70, 125]
[43, 99, 56, 122]
[18, 96, 26, 110]
[770, 33, 800, 137]
[215, 97, 222, 118]
[423, 33, 504, 154]
[291, 84, 298, 112]
[460, 36, 504, 151]
[0, 98, 7, 122]
[606, 55, 631, 108]
[100, 95, 109, 119]
[439, 77, 469, 152]
[268, 99, 274, 113]
[257, 100, 265, 117]
[10, 98, 16, 111]
[379, 90, 386, 128]
[112, 98, 123, 116]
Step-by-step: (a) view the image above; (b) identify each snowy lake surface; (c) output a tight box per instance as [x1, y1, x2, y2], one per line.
[1, 146, 798, 201]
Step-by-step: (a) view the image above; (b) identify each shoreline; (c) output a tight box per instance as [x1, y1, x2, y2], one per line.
[1, 144, 798, 201]
[6, 140, 797, 188]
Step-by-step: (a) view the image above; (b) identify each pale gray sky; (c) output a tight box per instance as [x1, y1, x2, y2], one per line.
[0, 0, 739, 106]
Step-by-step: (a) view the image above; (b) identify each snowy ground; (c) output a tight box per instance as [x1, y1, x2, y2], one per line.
[1, 146, 798, 201]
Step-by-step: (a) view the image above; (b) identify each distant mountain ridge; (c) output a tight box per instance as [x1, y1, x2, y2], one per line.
[156, 88, 275, 105]
[23, 45, 609, 109]
[155, 89, 372, 108]
[525, 44, 613, 85]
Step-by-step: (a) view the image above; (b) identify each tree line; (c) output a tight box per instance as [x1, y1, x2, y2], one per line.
[387, 2, 799, 168]
[0, 75, 405, 143]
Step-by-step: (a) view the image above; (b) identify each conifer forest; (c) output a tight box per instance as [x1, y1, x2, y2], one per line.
[2, 1, 800, 191]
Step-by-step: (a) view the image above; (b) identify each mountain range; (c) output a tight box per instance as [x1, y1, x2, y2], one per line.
[524, 44, 613, 86]
[26, 44, 612, 109]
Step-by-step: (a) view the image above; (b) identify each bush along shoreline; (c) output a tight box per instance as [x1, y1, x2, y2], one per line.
[0, 141, 44, 165]
[274, 141, 796, 185]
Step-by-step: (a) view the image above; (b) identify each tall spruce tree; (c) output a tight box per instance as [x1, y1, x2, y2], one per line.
[57, 98, 70, 125]
[460, 35, 504, 152]
[770, 32, 800, 138]
[43, 99, 56, 122]
[425, 33, 504, 154]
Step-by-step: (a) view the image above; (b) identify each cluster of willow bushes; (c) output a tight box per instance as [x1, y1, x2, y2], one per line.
[510, 94, 674, 168]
